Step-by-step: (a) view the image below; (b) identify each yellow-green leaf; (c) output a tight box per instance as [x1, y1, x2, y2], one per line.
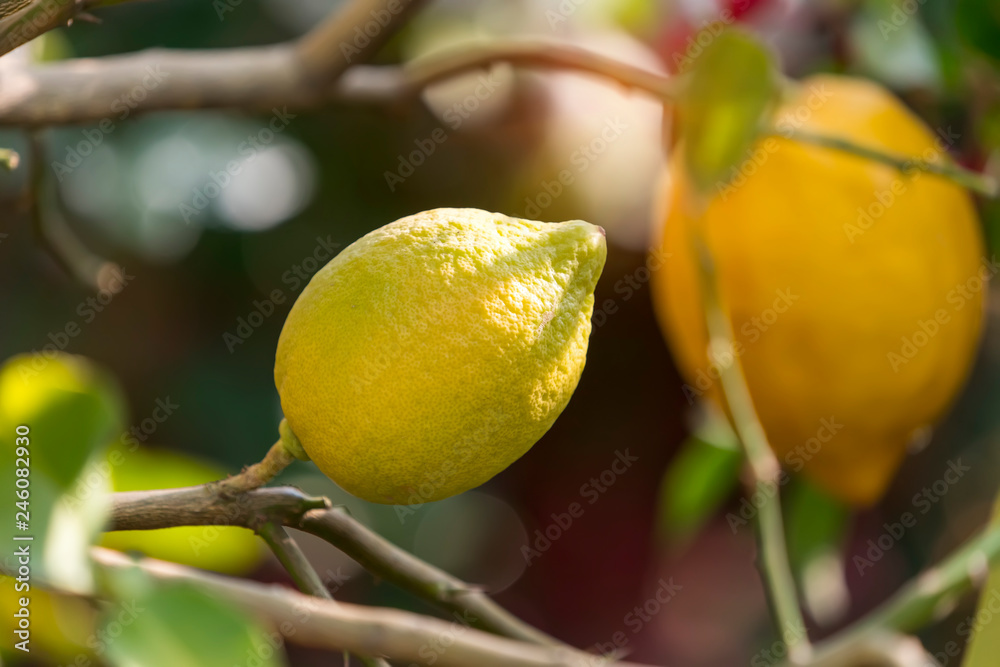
[678, 29, 779, 193]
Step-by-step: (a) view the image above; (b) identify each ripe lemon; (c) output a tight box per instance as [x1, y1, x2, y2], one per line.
[275, 208, 606, 504]
[652, 75, 985, 506]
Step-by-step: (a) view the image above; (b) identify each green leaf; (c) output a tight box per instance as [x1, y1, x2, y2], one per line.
[0, 353, 125, 593]
[102, 579, 286, 667]
[677, 29, 779, 193]
[785, 478, 849, 569]
[0, 353, 124, 487]
[956, 0, 1000, 63]
[658, 408, 743, 544]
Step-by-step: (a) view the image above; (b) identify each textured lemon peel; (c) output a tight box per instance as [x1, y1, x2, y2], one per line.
[275, 208, 606, 504]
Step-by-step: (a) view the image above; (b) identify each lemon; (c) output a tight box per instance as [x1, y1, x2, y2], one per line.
[652, 75, 985, 506]
[275, 208, 606, 504]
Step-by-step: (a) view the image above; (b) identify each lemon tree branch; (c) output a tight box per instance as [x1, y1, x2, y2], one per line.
[5, 37, 995, 200]
[0, 39, 674, 126]
[90, 547, 655, 667]
[109, 485, 562, 647]
[693, 240, 812, 664]
[0, 0, 426, 125]
[804, 520, 1000, 664]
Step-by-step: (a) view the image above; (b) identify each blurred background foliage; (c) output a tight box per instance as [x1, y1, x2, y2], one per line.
[3, 0, 1000, 665]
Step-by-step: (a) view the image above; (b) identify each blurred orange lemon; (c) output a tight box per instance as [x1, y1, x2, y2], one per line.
[652, 74, 986, 505]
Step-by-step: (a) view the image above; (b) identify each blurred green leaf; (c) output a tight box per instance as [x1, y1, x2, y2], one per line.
[658, 409, 742, 544]
[102, 579, 286, 667]
[0, 353, 125, 593]
[0, 353, 124, 487]
[678, 29, 779, 193]
[956, 0, 1000, 63]
[785, 478, 849, 570]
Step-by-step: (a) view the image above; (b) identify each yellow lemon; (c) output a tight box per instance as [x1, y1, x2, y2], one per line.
[275, 208, 606, 504]
[652, 75, 985, 506]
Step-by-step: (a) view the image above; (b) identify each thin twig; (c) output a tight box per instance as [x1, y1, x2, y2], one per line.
[90, 547, 652, 667]
[216, 439, 295, 495]
[778, 128, 999, 198]
[256, 523, 392, 667]
[109, 485, 561, 647]
[806, 521, 1000, 664]
[693, 237, 811, 664]
[296, 0, 428, 82]
[797, 633, 938, 667]
[257, 522, 333, 600]
[400, 39, 679, 98]
[27, 131, 122, 292]
[5, 38, 994, 199]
